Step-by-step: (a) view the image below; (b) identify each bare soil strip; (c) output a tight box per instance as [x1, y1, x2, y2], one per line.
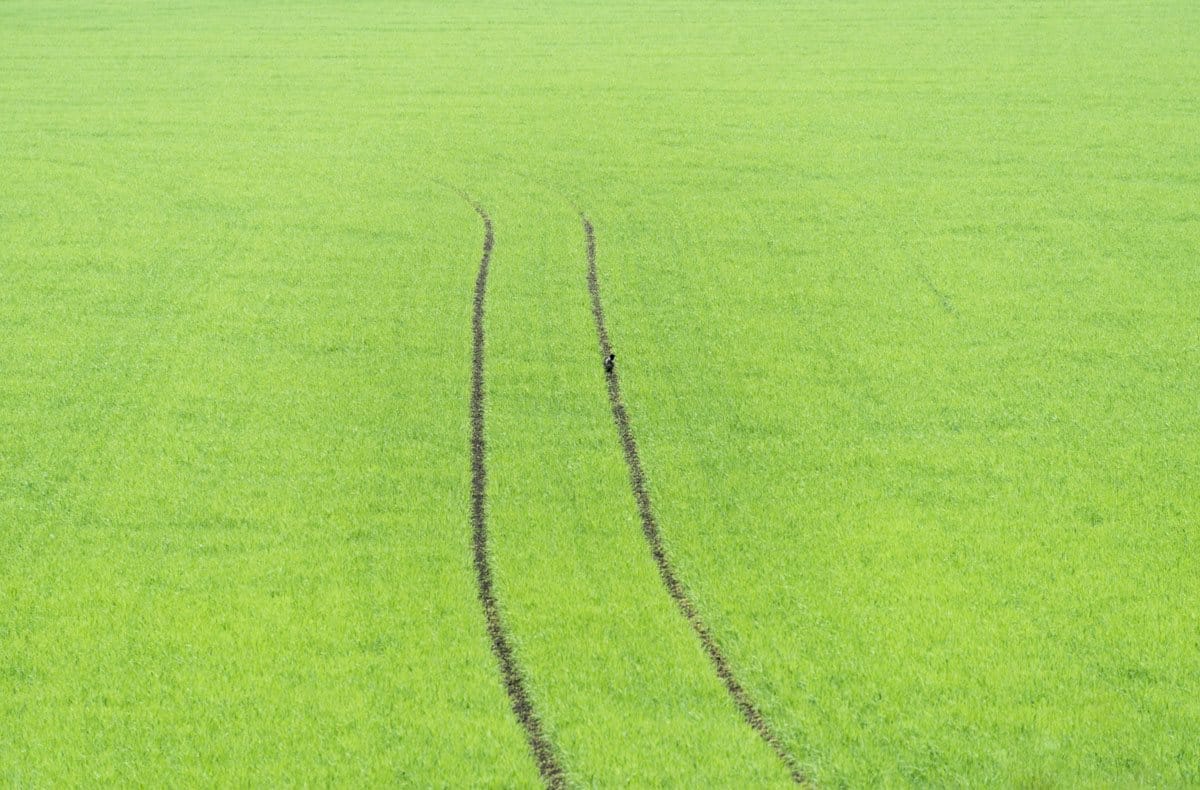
[467, 198, 566, 788]
[581, 214, 806, 785]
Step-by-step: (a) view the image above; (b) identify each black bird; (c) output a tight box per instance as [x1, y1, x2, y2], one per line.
[604, 352, 615, 374]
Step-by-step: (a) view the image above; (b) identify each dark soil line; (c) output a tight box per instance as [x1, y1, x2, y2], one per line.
[466, 197, 566, 788]
[581, 214, 806, 785]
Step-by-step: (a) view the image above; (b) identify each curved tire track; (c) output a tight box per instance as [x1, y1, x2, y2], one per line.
[465, 196, 566, 788]
[581, 214, 806, 785]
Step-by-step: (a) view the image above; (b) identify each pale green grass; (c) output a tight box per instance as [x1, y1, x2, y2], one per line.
[2, 1, 1198, 785]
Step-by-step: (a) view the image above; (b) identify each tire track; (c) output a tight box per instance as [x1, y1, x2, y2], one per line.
[465, 196, 566, 788]
[914, 264, 958, 317]
[581, 214, 806, 785]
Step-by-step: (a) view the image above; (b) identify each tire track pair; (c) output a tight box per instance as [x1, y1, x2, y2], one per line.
[459, 192, 802, 786]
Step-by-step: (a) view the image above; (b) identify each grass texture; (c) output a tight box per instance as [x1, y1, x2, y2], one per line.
[2, 1, 1198, 785]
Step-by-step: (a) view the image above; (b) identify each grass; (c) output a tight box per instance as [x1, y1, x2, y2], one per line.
[2, 0, 1198, 785]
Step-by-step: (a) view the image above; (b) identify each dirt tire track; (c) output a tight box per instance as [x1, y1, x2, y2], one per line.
[582, 214, 806, 785]
[465, 196, 566, 788]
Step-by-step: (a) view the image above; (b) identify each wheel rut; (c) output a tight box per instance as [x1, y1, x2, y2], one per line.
[581, 214, 806, 785]
[465, 195, 566, 788]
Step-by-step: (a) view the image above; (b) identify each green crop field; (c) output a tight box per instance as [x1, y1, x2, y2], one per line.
[2, 1, 1198, 786]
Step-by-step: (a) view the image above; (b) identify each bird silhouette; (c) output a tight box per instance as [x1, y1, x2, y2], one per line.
[604, 352, 615, 373]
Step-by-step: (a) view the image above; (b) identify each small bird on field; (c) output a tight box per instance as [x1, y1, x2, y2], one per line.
[604, 353, 615, 373]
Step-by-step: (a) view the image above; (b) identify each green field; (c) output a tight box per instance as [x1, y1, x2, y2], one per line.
[2, 1, 1198, 785]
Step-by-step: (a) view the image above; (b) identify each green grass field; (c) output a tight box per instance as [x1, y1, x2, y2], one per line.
[2, 1, 1198, 785]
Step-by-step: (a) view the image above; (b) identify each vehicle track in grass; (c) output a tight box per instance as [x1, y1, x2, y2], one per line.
[580, 214, 806, 785]
[914, 264, 958, 317]
[463, 194, 566, 788]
